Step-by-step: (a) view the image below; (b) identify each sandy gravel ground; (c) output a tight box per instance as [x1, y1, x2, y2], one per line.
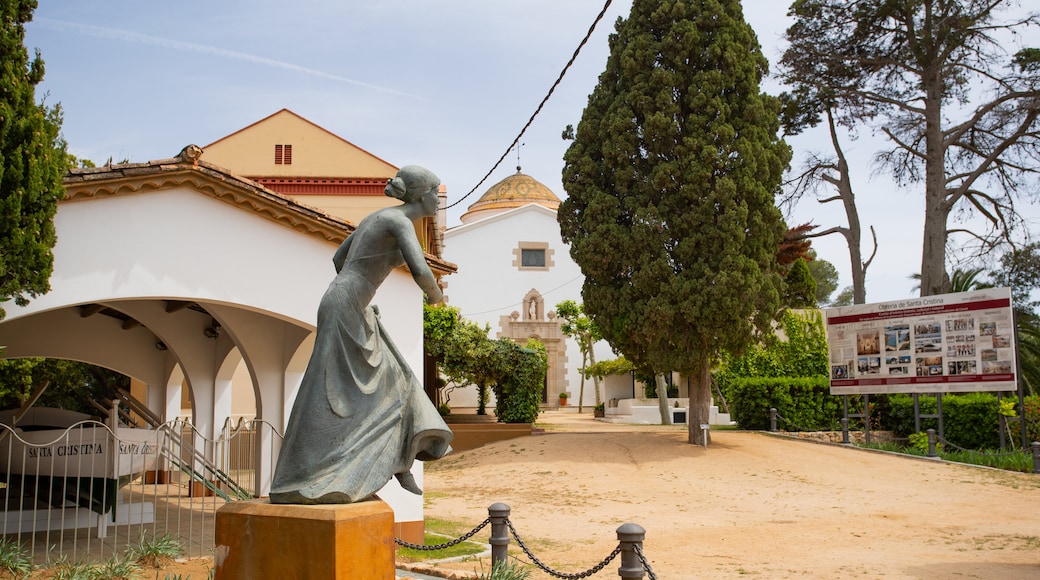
[412, 410, 1040, 580]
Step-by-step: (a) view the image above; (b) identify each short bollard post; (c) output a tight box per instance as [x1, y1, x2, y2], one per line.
[927, 428, 937, 457]
[1032, 442, 1040, 474]
[769, 408, 777, 432]
[616, 523, 646, 579]
[488, 502, 511, 568]
[841, 417, 850, 444]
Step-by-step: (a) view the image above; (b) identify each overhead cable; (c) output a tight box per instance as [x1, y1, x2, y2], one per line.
[445, 0, 614, 210]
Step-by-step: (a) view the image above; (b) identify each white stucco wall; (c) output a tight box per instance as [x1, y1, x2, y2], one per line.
[0, 186, 428, 523]
[442, 204, 614, 409]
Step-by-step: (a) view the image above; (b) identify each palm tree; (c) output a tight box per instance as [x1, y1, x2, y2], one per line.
[907, 267, 990, 295]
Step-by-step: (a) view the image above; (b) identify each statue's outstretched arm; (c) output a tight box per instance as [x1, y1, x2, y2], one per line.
[393, 217, 442, 304]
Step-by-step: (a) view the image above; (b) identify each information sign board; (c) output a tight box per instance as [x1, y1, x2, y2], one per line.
[824, 288, 1017, 395]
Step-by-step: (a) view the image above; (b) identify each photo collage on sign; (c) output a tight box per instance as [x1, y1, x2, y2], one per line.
[856, 329, 882, 376]
[979, 320, 1015, 375]
[883, 324, 911, 376]
[912, 321, 945, 377]
[832, 311, 1015, 381]
[942, 317, 977, 376]
[828, 327, 853, 380]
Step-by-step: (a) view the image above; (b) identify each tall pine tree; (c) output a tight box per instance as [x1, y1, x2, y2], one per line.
[0, 0, 67, 319]
[559, 0, 790, 444]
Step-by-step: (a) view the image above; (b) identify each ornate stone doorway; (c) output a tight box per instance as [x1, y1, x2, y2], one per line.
[498, 289, 567, 405]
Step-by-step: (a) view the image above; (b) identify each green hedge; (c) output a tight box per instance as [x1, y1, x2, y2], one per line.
[492, 339, 547, 424]
[727, 376, 1040, 450]
[884, 393, 1040, 450]
[728, 376, 839, 431]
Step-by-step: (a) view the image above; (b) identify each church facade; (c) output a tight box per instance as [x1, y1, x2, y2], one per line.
[442, 170, 613, 409]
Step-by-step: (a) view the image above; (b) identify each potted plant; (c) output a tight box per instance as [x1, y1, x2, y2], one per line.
[593, 403, 605, 418]
[558, 392, 569, 406]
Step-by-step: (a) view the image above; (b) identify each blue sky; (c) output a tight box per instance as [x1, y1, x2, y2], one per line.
[25, 1, 1039, 304]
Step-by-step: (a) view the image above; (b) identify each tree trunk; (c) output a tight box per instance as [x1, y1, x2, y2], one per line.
[824, 108, 874, 305]
[687, 361, 712, 446]
[655, 374, 673, 426]
[577, 368, 586, 414]
[588, 338, 602, 406]
[919, 65, 949, 297]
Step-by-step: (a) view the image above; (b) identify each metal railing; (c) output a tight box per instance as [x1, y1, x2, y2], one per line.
[0, 416, 282, 565]
[396, 502, 657, 579]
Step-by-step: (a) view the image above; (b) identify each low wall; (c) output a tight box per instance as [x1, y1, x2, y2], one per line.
[786, 430, 900, 445]
[443, 416, 533, 452]
[605, 399, 734, 425]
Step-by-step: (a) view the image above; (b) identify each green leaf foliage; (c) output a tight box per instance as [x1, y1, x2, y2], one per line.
[492, 339, 547, 424]
[0, 0, 68, 318]
[715, 310, 828, 383]
[726, 376, 836, 430]
[784, 258, 816, 308]
[715, 310, 830, 427]
[883, 393, 1039, 451]
[423, 304, 545, 422]
[554, 300, 601, 363]
[584, 356, 634, 379]
[0, 358, 129, 412]
[806, 254, 839, 305]
[559, 0, 790, 380]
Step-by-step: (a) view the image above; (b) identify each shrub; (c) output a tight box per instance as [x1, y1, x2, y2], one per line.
[715, 309, 829, 415]
[883, 393, 1036, 450]
[493, 339, 547, 424]
[727, 376, 837, 430]
[1027, 395, 1040, 442]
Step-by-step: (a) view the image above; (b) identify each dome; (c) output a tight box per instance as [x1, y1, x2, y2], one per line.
[460, 170, 561, 224]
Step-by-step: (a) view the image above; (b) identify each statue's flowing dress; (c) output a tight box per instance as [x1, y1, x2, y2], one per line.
[270, 246, 453, 504]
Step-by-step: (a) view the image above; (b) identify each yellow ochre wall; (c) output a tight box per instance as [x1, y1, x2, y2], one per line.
[202, 109, 398, 179]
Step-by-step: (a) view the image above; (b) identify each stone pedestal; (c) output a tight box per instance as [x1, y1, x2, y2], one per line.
[214, 498, 395, 580]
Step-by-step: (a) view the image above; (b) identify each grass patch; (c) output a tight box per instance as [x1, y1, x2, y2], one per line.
[92, 554, 141, 580]
[396, 531, 486, 563]
[423, 517, 476, 537]
[858, 441, 1034, 472]
[0, 537, 34, 578]
[476, 558, 533, 579]
[126, 534, 185, 569]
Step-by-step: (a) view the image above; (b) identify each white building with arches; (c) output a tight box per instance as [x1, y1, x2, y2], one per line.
[0, 146, 453, 540]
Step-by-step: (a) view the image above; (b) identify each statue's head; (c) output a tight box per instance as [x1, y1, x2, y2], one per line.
[385, 165, 440, 203]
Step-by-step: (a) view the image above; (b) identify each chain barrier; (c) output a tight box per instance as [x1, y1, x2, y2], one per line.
[506, 519, 623, 579]
[633, 544, 659, 580]
[394, 518, 491, 551]
[394, 508, 658, 579]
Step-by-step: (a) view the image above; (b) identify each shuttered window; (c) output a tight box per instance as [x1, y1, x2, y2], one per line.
[274, 144, 293, 165]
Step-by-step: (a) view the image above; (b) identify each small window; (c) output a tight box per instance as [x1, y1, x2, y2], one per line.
[513, 242, 554, 271]
[521, 249, 546, 268]
[274, 144, 293, 165]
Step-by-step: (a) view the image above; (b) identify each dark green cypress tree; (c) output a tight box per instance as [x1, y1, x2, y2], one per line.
[559, 0, 790, 444]
[784, 258, 817, 308]
[0, 0, 67, 319]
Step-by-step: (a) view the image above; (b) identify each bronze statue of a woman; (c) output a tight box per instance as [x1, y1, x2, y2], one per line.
[270, 165, 453, 504]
